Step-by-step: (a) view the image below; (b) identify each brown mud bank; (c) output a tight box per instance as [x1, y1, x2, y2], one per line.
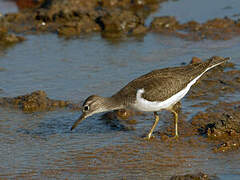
[187, 58, 240, 151]
[150, 16, 240, 40]
[170, 172, 216, 180]
[0, 90, 81, 112]
[0, 26, 24, 48]
[0, 0, 163, 38]
[2, 0, 240, 40]
[191, 101, 240, 153]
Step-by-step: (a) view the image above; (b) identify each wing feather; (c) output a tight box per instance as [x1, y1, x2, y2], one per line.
[112, 61, 212, 104]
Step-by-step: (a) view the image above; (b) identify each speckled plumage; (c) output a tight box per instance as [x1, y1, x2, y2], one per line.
[71, 56, 230, 138]
[111, 56, 229, 107]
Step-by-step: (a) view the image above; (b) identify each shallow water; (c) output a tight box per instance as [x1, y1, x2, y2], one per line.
[0, 0, 18, 15]
[1, 0, 240, 179]
[146, 0, 240, 24]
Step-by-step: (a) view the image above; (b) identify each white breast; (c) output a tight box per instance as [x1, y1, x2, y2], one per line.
[131, 87, 189, 112]
[131, 62, 222, 112]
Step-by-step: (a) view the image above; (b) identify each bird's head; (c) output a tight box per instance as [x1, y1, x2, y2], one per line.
[70, 95, 109, 131]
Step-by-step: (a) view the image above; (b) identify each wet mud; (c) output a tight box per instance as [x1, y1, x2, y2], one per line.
[191, 101, 240, 153]
[175, 58, 240, 152]
[0, 26, 24, 48]
[187, 58, 240, 152]
[1, 0, 240, 40]
[0, 0, 161, 38]
[0, 90, 80, 112]
[150, 16, 240, 40]
[15, 0, 46, 9]
[170, 172, 215, 180]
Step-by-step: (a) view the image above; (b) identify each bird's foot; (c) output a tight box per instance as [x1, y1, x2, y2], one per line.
[142, 134, 155, 140]
[143, 136, 155, 140]
[169, 134, 179, 141]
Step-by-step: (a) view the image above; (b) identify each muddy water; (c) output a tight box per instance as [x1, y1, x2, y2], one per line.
[0, 0, 18, 15]
[147, 0, 240, 24]
[1, 1, 240, 180]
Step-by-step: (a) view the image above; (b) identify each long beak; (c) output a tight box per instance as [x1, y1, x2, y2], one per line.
[70, 113, 87, 131]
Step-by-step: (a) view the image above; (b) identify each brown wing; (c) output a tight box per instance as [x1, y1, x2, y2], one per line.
[112, 56, 229, 105]
[112, 61, 210, 104]
[140, 75, 185, 101]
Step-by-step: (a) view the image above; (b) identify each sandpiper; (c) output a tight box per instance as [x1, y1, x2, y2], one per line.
[71, 56, 230, 139]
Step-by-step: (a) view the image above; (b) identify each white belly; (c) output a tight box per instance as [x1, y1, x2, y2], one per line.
[131, 87, 190, 112]
[131, 63, 220, 112]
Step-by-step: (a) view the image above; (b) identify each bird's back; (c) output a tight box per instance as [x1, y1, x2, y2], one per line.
[112, 56, 229, 106]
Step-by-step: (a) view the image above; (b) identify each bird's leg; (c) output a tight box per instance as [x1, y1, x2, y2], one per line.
[170, 109, 179, 138]
[145, 112, 159, 140]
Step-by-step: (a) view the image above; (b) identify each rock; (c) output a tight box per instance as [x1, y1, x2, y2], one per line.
[2, 0, 240, 40]
[190, 57, 203, 64]
[16, 0, 46, 9]
[170, 172, 213, 180]
[100, 9, 146, 38]
[150, 16, 179, 32]
[0, 0, 153, 38]
[149, 16, 240, 40]
[0, 26, 25, 46]
[191, 102, 240, 138]
[0, 90, 71, 112]
[191, 101, 240, 152]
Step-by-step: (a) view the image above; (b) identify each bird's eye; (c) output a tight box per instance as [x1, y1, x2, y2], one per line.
[83, 105, 89, 111]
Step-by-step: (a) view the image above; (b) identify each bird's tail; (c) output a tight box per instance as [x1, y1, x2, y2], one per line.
[207, 56, 230, 69]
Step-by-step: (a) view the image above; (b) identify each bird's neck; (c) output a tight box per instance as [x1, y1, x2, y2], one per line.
[101, 96, 124, 111]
